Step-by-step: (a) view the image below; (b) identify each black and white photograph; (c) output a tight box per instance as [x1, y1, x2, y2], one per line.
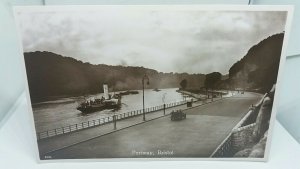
[14, 5, 291, 161]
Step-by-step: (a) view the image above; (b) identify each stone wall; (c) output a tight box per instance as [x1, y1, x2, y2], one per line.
[211, 91, 274, 157]
[231, 123, 256, 152]
[211, 94, 265, 157]
[240, 107, 260, 127]
[210, 133, 234, 157]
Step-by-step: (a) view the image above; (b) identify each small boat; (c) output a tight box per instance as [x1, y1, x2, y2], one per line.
[119, 90, 139, 96]
[77, 84, 121, 114]
[153, 88, 161, 92]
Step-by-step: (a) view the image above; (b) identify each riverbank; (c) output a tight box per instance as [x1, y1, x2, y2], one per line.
[176, 89, 229, 100]
[176, 89, 206, 100]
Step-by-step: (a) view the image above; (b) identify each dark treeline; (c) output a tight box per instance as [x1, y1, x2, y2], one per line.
[24, 51, 205, 103]
[24, 32, 284, 102]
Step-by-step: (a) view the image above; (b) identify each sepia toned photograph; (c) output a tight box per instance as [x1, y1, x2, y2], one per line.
[14, 5, 291, 161]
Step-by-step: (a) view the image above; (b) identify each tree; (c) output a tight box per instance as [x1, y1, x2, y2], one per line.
[180, 79, 187, 90]
[204, 72, 222, 99]
[204, 72, 222, 89]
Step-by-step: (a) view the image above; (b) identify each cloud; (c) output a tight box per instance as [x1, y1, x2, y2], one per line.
[16, 8, 287, 74]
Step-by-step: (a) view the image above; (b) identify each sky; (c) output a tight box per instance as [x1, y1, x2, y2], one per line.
[17, 7, 287, 74]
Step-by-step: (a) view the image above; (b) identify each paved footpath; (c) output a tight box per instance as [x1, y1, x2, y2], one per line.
[40, 92, 262, 159]
[39, 96, 214, 155]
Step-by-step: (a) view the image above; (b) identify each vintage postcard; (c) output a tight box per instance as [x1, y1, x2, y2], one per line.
[14, 5, 292, 161]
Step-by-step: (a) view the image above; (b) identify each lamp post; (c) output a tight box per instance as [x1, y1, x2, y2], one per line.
[162, 93, 167, 115]
[142, 74, 149, 121]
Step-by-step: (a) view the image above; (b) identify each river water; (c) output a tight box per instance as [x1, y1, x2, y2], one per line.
[32, 88, 189, 132]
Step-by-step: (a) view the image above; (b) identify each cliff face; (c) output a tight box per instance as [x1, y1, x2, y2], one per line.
[24, 51, 205, 103]
[221, 33, 284, 93]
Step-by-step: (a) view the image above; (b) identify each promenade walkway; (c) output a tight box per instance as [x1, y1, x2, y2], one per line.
[38, 96, 218, 156]
[40, 92, 262, 159]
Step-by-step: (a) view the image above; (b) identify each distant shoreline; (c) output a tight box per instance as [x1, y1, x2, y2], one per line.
[31, 87, 180, 105]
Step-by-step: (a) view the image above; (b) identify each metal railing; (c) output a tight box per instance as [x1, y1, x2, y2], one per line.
[37, 100, 187, 140]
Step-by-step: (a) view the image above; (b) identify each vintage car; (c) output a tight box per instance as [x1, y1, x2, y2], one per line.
[186, 98, 193, 107]
[171, 110, 186, 121]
